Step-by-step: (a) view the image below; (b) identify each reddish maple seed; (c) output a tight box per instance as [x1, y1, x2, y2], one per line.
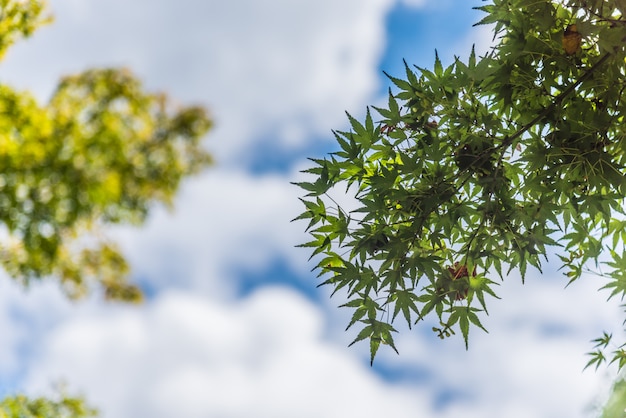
[380, 124, 395, 135]
[563, 24, 582, 55]
[455, 288, 469, 301]
[447, 262, 477, 280]
[425, 120, 438, 129]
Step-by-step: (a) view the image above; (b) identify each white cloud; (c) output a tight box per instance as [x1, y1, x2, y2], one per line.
[109, 168, 307, 297]
[21, 286, 430, 418]
[2, 272, 619, 418]
[0, 0, 394, 164]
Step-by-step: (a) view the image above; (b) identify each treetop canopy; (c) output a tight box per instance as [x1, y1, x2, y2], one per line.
[295, 0, 626, 366]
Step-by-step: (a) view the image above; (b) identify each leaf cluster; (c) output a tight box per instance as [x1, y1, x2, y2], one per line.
[295, 0, 626, 365]
[0, 392, 97, 418]
[0, 0, 50, 60]
[0, 1, 212, 301]
[598, 371, 626, 418]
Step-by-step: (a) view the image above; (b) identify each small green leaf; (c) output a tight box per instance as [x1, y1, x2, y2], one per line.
[434, 50, 443, 77]
[348, 324, 373, 347]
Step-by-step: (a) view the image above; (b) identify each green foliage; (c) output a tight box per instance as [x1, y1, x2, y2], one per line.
[0, 0, 50, 60]
[0, 1, 212, 302]
[0, 392, 97, 418]
[295, 0, 626, 365]
[600, 374, 626, 418]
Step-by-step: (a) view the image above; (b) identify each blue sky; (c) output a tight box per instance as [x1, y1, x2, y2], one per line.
[0, 0, 622, 417]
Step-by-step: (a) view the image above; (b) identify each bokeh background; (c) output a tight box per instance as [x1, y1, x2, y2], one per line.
[0, 0, 623, 416]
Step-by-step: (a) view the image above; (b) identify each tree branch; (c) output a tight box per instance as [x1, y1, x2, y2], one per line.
[498, 51, 613, 151]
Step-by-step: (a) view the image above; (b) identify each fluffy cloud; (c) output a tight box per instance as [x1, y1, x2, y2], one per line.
[109, 168, 307, 297]
[21, 286, 430, 418]
[443, 274, 622, 417]
[4, 272, 620, 418]
[0, 0, 394, 164]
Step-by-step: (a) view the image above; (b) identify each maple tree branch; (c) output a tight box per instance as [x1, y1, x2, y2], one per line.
[499, 51, 613, 151]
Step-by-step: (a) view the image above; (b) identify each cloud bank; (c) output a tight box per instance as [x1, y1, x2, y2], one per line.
[0, 1, 620, 417]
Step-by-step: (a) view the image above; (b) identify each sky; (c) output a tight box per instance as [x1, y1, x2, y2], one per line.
[0, 0, 623, 416]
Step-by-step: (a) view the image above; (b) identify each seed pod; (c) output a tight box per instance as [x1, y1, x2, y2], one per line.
[563, 24, 582, 55]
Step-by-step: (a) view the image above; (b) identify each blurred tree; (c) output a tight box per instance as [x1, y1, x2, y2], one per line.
[0, 392, 96, 418]
[0, 0, 212, 303]
[0, 0, 212, 415]
[601, 374, 626, 417]
[295, 0, 626, 371]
